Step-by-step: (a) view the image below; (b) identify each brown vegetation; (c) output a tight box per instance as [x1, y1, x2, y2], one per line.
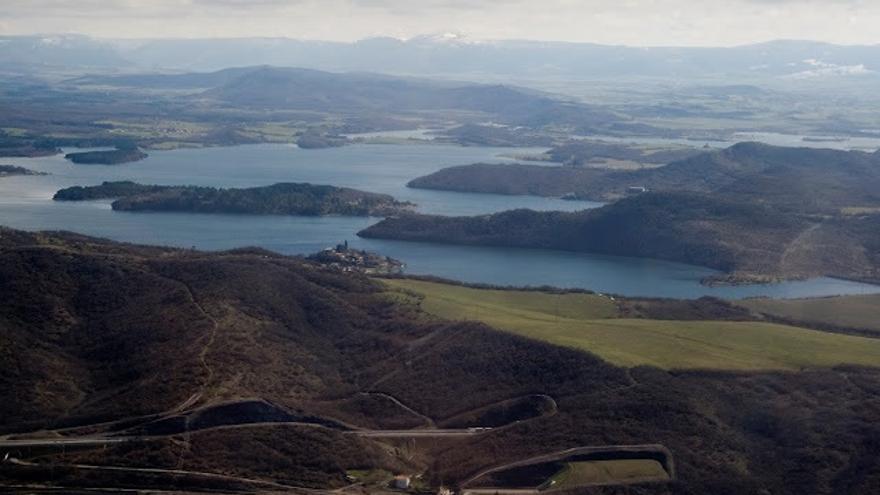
[2, 229, 880, 493]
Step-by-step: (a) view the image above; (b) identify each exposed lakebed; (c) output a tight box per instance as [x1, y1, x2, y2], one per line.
[2, 142, 879, 298]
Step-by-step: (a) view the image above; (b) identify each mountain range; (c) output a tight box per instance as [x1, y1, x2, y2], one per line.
[4, 35, 880, 82]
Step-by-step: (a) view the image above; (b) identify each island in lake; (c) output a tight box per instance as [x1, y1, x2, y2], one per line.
[0, 165, 48, 177]
[54, 181, 415, 217]
[65, 147, 149, 165]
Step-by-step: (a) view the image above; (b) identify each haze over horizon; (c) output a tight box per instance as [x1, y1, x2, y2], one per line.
[1, 0, 879, 47]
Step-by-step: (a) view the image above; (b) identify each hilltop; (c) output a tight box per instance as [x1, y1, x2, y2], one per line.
[1, 229, 880, 493]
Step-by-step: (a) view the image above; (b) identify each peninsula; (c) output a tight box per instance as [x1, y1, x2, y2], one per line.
[0, 165, 47, 177]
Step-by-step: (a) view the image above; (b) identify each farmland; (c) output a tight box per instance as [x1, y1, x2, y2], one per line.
[741, 294, 880, 333]
[383, 279, 880, 370]
[548, 460, 669, 489]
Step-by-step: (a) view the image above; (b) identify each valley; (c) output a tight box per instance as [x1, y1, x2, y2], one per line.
[3, 23, 880, 495]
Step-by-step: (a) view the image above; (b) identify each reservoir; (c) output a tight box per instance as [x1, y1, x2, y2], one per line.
[3, 142, 879, 299]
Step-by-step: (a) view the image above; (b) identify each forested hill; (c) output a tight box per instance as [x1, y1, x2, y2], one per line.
[2, 228, 880, 493]
[64, 148, 148, 165]
[54, 181, 414, 217]
[410, 142, 880, 211]
[360, 191, 880, 284]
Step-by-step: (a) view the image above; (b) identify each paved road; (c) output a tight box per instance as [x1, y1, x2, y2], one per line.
[353, 428, 490, 438]
[463, 490, 538, 495]
[0, 437, 129, 448]
[4, 458, 320, 494]
[0, 424, 490, 449]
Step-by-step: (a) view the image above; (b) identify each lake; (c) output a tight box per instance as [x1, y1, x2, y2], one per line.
[3, 142, 879, 299]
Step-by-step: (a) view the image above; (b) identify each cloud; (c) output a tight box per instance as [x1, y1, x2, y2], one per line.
[788, 58, 874, 78]
[0, 0, 878, 46]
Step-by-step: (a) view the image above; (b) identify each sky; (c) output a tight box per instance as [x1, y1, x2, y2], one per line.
[0, 0, 878, 46]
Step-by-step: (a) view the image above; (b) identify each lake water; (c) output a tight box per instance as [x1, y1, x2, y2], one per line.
[3, 142, 879, 299]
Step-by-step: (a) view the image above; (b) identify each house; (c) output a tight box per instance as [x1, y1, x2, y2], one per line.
[392, 475, 411, 489]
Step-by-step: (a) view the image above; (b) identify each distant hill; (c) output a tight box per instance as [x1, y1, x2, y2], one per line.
[20, 35, 877, 80]
[410, 142, 880, 211]
[54, 181, 414, 217]
[68, 66, 261, 90]
[198, 66, 618, 129]
[0, 35, 128, 70]
[0, 165, 47, 177]
[65, 148, 148, 165]
[360, 191, 880, 284]
[545, 140, 703, 166]
[65, 65, 619, 131]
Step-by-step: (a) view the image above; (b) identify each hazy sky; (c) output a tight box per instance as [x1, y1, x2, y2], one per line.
[1, 0, 878, 46]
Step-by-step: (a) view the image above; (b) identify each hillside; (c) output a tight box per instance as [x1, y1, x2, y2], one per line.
[360, 191, 880, 283]
[383, 279, 880, 370]
[408, 162, 607, 197]
[410, 142, 880, 210]
[54, 181, 414, 217]
[545, 140, 703, 166]
[741, 294, 880, 336]
[2, 229, 880, 493]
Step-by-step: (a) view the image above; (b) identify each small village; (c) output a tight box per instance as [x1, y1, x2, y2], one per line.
[308, 241, 405, 275]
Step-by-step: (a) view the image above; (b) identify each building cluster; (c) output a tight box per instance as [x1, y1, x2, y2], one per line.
[307, 241, 404, 274]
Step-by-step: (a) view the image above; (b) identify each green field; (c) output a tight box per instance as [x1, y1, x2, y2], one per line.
[741, 295, 880, 332]
[547, 460, 668, 489]
[383, 279, 880, 370]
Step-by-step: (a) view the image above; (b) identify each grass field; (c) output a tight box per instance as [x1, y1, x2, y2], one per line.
[547, 460, 668, 489]
[383, 279, 880, 370]
[741, 295, 880, 332]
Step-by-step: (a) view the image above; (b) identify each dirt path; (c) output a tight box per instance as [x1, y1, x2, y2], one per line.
[779, 223, 822, 272]
[358, 392, 436, 428]
[158, 277, 220, 414]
